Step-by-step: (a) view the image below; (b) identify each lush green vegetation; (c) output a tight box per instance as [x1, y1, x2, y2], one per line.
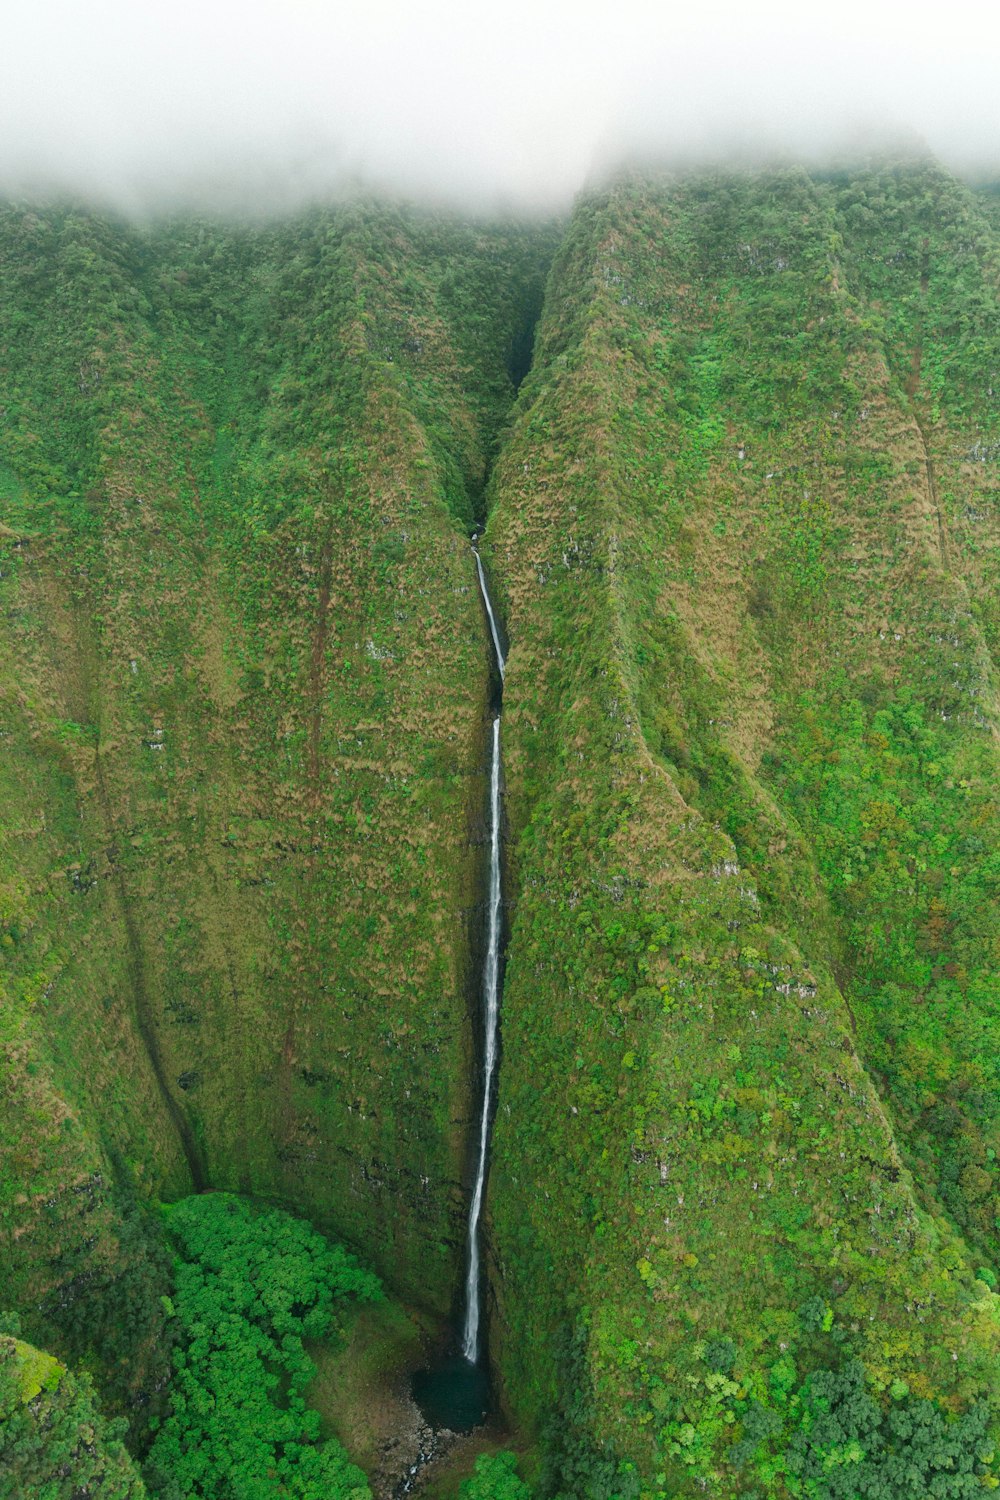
[144, 1195, 379, 1499]
[2, 157, 1000, 1498]
[0, 197, 551, 1427]
[0, 1326, 146, 1498]
[732, 1358, 993, 1498]
[486, 157, 1000, 1494]
[458, 1451, 533, 1499]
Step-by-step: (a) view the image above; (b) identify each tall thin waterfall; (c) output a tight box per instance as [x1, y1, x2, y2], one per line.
[462, 543, 506, 1364]
[474, 550, 506, 684]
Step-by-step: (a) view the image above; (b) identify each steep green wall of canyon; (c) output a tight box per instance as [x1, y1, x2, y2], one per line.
[3, 158, 1000, 1496]
[0, 201, 550, 1426]
[482, 159, 1000, 1492]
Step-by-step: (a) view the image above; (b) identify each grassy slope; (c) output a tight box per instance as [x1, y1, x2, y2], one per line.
[484, 160, 1000, 1493]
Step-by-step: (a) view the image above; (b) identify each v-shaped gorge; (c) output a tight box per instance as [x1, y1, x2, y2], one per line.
[4, 160, 1000, 1497]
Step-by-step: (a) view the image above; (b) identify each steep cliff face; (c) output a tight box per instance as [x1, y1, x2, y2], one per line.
[484, 160, 1000, 1489]
[0, 202, 551, 1420]
[2, 159, 1000, 1497]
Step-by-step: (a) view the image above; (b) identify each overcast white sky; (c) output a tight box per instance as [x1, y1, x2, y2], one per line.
[3, 0, 999, 211]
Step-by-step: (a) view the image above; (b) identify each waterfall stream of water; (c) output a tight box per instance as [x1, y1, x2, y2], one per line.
[461, 542, 506, 1364]
[474, 550, 506, 685]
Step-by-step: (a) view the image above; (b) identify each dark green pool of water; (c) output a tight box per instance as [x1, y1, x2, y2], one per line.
[411, 1355, 490, 1432]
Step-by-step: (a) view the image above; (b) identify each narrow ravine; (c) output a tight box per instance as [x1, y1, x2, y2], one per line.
[462, 541, 506, 1362]
[399, 538, 508, 1495]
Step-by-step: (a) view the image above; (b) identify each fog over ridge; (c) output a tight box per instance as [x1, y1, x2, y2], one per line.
[3, 0, 999, 212]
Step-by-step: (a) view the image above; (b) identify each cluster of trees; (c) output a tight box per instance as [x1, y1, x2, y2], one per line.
[753, 1360, 993, 1499]
[143, 1194, 381, 1500]
[0, 1323, 145, 1499]
[458, 1451, 532, 1499]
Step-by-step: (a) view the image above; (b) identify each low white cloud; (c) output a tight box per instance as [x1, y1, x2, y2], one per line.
[2, 0, 998, 210]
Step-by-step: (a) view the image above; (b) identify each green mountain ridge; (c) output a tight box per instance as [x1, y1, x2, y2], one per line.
[2, 155, 1000, 1497]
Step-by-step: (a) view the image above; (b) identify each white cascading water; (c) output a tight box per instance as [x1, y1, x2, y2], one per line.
[474, 549, 506, 684]
[462, 542, 506, 1363]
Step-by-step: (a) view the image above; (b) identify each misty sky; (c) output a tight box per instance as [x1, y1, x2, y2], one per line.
[4, 0, 999, 210]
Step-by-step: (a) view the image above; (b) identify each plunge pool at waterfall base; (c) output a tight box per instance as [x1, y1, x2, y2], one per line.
[411, 1355, 491, 1433]
[390, 1357, 492, 1496]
